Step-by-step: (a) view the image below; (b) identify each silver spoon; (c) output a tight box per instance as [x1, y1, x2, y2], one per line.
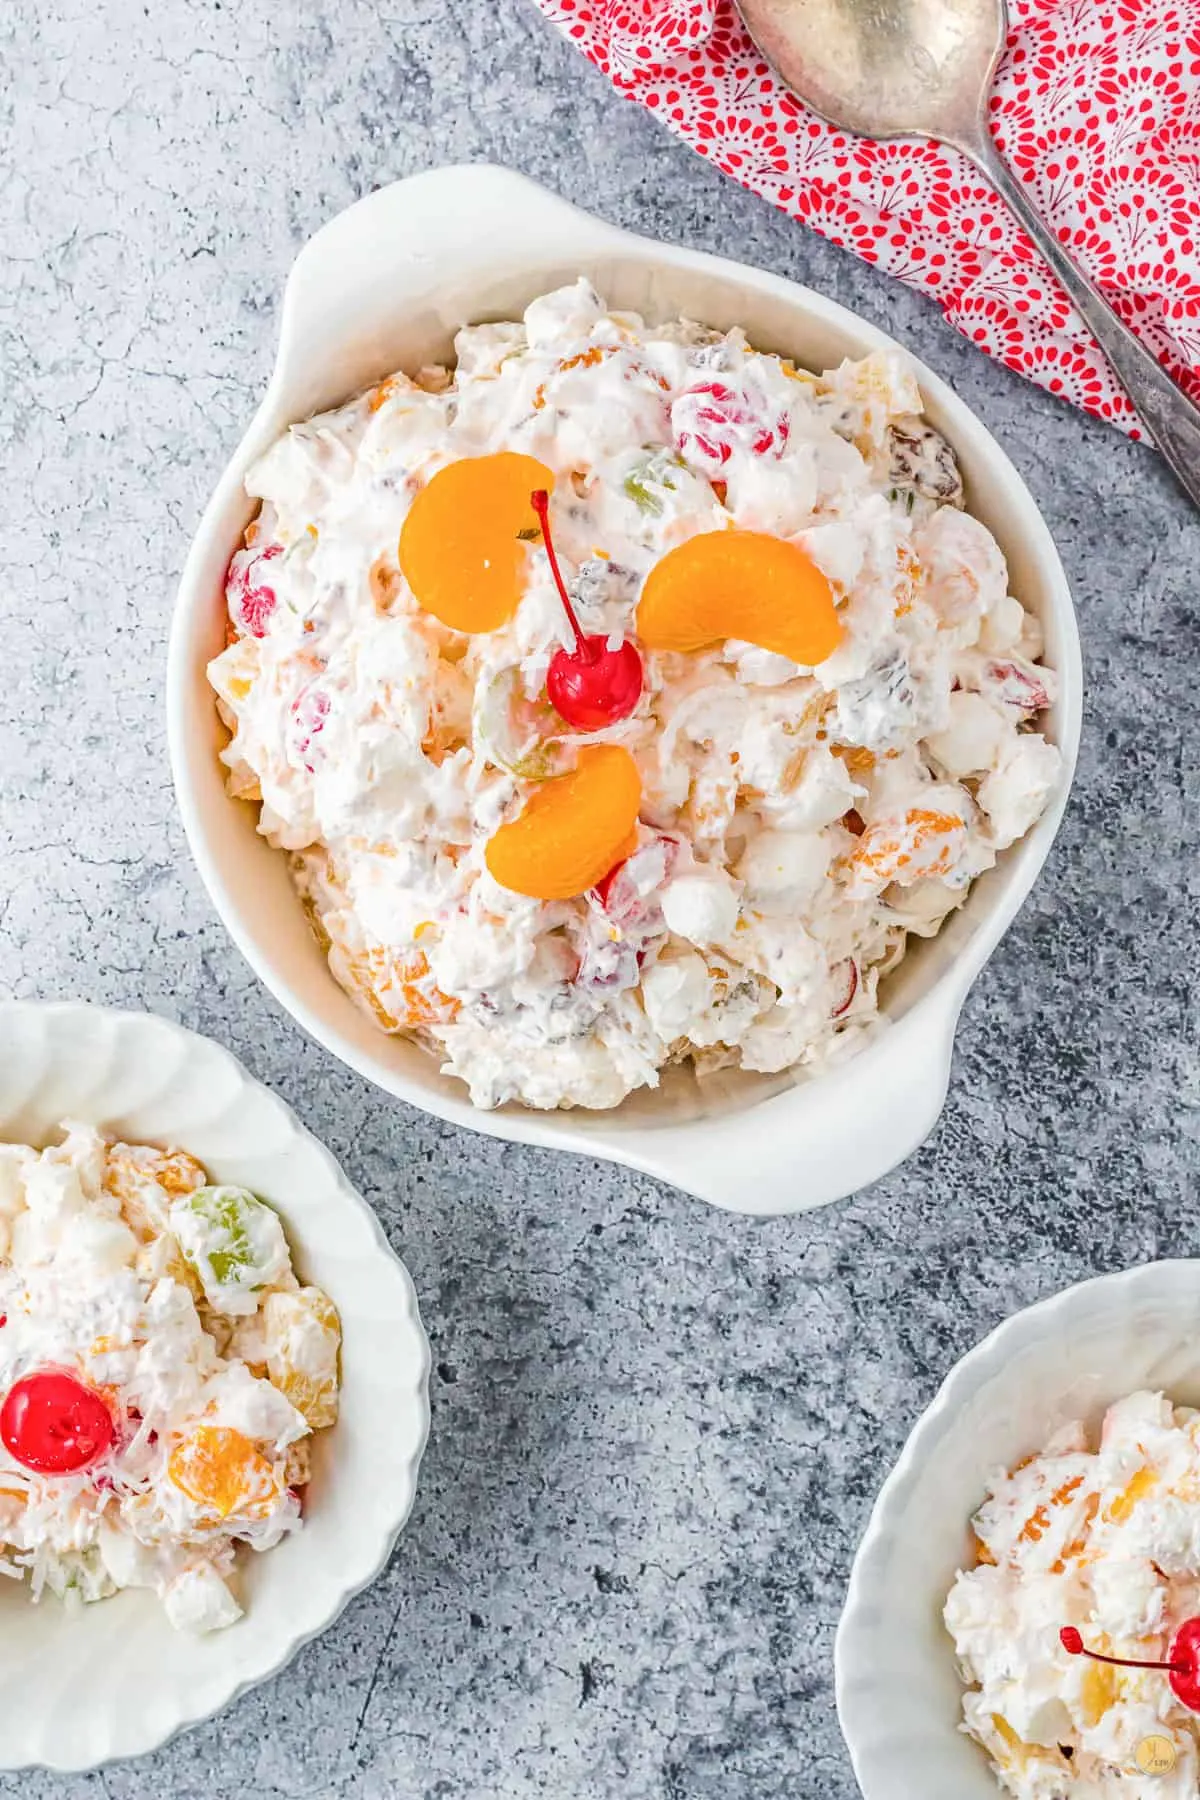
[737, 0, 1200, 508]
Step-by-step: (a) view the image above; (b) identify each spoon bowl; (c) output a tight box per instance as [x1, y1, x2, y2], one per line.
[739, 0, 1200, 507]
[739, 0, 1004, 145]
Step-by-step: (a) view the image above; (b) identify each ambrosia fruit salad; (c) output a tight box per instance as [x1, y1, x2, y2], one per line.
[946, 1392, 1200, 1798]
[209, 280, 1061, 1111]
[0, 1124, 340, 1632]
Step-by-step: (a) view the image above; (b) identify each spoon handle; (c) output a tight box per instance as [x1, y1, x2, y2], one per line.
[968, 135, 1200, 508]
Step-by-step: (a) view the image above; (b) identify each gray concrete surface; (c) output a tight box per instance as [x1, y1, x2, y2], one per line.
[2, 0, 1199, 1794]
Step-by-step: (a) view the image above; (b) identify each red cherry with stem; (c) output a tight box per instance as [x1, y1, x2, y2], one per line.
[1060, 1619, 1200, 1711]
[530, 490, 643, 732]
[1, 1369, 115, 1475]
[1170, 1619, 1200, 1710]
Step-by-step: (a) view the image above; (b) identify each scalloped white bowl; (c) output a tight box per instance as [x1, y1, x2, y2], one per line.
[836, 1261, 1200, 1798]
[168, 162, 1082, 1216]
[0, 1001, 430, 1772]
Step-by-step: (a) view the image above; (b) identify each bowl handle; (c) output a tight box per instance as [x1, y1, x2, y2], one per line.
[269, 165, 625, 410]
[625, 988, 966, 1216]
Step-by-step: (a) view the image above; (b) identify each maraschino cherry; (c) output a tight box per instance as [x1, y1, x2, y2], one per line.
[530, 489, 643, 733]
[1, 1369, 115, 1476]
[1061, 1620, 1200, 1711]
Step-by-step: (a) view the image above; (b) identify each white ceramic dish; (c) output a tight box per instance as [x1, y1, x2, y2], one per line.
[836, 1260, 1200, 1798]
[168, 162, 1082, 1217]
[0, 1001, 430, 1772]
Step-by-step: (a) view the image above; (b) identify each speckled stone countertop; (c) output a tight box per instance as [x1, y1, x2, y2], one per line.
[2, 1, 1199, 1794]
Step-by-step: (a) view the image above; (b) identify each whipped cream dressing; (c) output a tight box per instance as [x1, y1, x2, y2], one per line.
[946, 1391, 1200, 1798]
[209, 280, 1061, 1111]
[0, 1125, 340, 1632]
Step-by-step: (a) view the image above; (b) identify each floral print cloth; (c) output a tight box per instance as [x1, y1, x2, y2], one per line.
[535, 0, 1200, 432]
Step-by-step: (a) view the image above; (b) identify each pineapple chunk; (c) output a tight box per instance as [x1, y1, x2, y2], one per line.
[1105, 1465, 1157, 1523]
[1080, 1659, 1116, 1726]
[263, 1287, 341, 1430]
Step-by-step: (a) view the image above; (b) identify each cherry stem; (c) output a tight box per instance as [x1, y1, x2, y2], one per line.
[1060, 1627, 1185, 1672]
[530, 489, 595, 663]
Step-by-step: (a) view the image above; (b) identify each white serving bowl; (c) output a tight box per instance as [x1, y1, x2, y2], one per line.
[0, 1001, 430, 1772]
[168, 163, 1082, 1217]
[836, 1260, 1200, 1798]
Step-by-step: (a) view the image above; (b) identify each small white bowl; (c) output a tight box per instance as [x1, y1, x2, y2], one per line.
[835, 1260, 1200, 1799]
[168, 163, 1082, 1217]
[0, 1001, 430, 1772]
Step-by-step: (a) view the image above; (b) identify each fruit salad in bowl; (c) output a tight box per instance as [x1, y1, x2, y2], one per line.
[170, 165, 1080, 1213]
[0, 1002, 428, 1771]
[835, 1262, 1200, 1800]
[206, 277, 1060, 1115]
[947, 1391, 1200, 1796]
[0, 1124, 339, 1634]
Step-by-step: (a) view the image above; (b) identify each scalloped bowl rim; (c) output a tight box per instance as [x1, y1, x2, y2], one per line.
[0, 1000, 431, 1771]
[835, 1260, 1200, 1798]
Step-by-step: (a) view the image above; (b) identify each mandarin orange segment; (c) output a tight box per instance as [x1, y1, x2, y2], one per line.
[1016, 1503, 1050, 1545]
[636, 529, 842, 666]
[104, 1144, 208, 1204]
[167, 1425, 281, 1522]
[103, 1143, 208, 1243]
[1050, 1491, 1101, 1572]
[348, 946, 460, 1033]
[844, 807, 966, 895]
[398, 453, 555, 633]
[485, 744, 642, 901]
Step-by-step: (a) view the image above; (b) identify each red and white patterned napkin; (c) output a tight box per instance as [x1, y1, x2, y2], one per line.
[534, 0, 1200, 431]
